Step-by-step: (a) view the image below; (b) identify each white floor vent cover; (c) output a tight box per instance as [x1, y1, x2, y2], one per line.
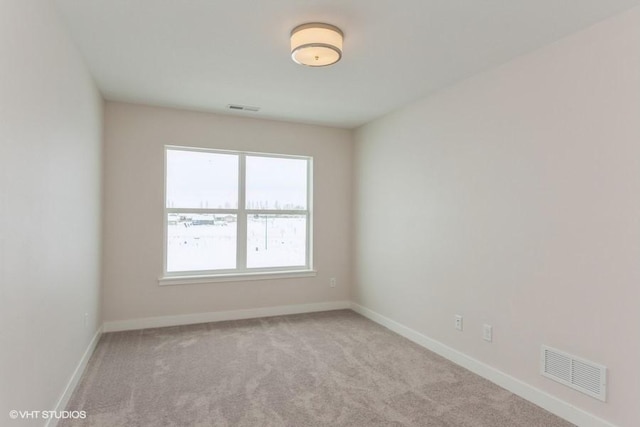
[541, 345, 607, 401]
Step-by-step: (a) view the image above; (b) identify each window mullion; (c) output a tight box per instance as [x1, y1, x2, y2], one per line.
[306, 157, 313, 270]
[236, 154, 247, 271]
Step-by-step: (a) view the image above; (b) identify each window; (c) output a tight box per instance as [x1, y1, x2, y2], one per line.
[163, 146, 312, 280]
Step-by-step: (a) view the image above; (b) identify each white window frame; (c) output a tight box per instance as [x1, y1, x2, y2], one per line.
[159, 145, 314, 285]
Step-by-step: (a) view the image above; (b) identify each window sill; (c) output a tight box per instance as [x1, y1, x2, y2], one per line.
[158, 270, 317, 286]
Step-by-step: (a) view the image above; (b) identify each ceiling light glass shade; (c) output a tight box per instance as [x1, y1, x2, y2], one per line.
[290, 23, 343, 67]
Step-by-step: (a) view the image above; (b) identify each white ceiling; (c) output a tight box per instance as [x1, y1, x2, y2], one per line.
[54, 0, 640, 129]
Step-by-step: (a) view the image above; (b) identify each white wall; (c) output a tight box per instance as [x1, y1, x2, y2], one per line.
[0, 0, 103, 424]
[353, 7, 640, 427]
[103, 102, 352, 323]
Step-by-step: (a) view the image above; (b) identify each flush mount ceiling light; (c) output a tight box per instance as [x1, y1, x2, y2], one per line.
[290, 23, 343, 67]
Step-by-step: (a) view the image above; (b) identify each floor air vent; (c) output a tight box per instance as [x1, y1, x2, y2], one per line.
[541, 346, 607, 401]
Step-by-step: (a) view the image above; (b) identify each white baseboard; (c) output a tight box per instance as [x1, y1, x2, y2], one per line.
[46, 326, 103, 427]
[350, 302, 616, 427]
[103, 300, 351, 332]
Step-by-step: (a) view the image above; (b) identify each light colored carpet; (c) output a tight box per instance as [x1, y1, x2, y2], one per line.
[62, 310, 574, 426]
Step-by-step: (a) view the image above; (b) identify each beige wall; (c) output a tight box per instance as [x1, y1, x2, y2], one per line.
[103, 102, 352, 322]
[0, 0, 103, 422]
[353, 7, 640, 427]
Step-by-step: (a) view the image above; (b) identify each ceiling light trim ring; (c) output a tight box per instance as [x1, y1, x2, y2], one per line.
[291, 43, 343, 67]
[290, 22, 344, 38]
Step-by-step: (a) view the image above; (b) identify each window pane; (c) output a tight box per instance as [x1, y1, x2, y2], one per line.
[167, 213, 236, 272]
[166, 149, 238, 209]
[245, 156, 307, 210]
[247, 214, 306, 268]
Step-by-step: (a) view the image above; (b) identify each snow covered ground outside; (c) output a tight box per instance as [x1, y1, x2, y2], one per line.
[167, 214, 306, 272]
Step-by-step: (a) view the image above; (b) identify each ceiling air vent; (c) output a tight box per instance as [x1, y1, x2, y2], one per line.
[541, 345, 607, 401]
[227, 104, 260, 112]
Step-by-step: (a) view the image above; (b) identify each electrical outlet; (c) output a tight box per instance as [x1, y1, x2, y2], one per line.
[329, 278, 337, 288]
[455, 315, 463, 331]
[483, 324, 493, 342]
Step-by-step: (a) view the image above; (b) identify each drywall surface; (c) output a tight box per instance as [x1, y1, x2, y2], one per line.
[0, 0, 103, 424]
[353, 7, 640, 426]
[103, 102, 352, 322]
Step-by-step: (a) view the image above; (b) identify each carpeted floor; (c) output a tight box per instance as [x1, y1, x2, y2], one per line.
[62, 310, 574, 427]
